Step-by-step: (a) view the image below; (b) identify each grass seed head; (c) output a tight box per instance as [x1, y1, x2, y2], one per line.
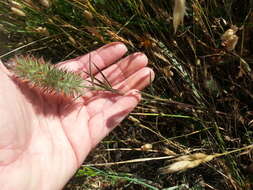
[173, 0, 186, 33]
[39, 0, 51, 8]
[83, 10, 94, 21]
[9, 1, 22, 9]
[221, 25, 239, 51]
[10, 55, 86, 98]
[159, 153, 215, 174]
[34, 27, 49, 35]
[141, 144, 153, 151]
[11, 7, 26, 17]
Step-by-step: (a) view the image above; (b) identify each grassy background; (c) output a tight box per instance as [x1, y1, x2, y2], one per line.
[0, 0, 253, 189]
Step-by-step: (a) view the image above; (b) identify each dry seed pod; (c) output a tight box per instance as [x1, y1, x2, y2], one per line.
[159, 160, 201, 174]
[159, 153, 215, 174]
[9, 1, 22, 9]
[221, 25, 239, 51]
[11, 7, 26, 17]
[141, 144, 153, 151]
[34, 27, 49, 35]
[83, 10, 94, 21]
[39, 0, 51, 8]
[173, 0, 186, 33]
[162, 66, 174, 78]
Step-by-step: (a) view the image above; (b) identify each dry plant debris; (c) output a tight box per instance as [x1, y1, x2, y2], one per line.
[221, 25, 239, 51]
[159, 153, 215, 174]
[173, 0, 186, 33]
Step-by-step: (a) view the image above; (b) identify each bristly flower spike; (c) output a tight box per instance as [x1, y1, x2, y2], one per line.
[10, 55, 90, 98]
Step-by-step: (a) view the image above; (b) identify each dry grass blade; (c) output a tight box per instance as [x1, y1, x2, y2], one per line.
[83, 155, 174, 167]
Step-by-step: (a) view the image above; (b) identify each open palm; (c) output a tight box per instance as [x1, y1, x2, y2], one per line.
[0, 42, 154, 190]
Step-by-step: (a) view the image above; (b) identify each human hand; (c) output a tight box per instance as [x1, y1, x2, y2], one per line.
[0, 42, 154, 190]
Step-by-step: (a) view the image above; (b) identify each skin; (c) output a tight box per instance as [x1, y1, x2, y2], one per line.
[0, 42, 154, 190]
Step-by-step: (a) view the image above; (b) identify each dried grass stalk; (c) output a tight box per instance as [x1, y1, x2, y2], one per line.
[173, 0, 186, 33]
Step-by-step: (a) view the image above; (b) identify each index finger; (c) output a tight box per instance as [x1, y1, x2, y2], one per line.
[57, 42, 128, 78]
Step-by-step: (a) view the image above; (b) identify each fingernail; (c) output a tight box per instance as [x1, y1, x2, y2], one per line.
[126, 89, 141, 99]
[113, 42, 128, 52]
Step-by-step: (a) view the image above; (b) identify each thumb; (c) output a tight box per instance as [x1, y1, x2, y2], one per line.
[88, 89, 141, 148]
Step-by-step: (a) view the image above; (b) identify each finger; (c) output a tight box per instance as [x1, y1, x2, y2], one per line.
[113, 67, 155, 93]
[0, 60, 11, 75]
[88, 90, 141, 148]
[57, 42, 128, 78]
[90, 52, 148, 87]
